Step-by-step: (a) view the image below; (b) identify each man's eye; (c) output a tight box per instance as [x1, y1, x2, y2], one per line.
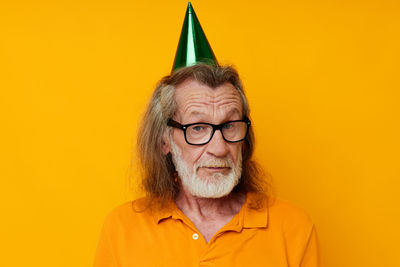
[192, 125, 204, 131]
[223, 123, 234, 129]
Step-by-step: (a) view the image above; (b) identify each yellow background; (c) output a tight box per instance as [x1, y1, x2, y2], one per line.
[1, 0, 399, 266]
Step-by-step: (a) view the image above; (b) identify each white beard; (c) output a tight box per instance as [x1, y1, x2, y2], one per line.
[169, 139, 242, 198]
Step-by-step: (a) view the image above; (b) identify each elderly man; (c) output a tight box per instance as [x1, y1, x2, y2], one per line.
[94, 3, 320, 267]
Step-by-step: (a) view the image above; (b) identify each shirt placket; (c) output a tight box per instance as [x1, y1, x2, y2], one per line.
[172, 206, 245, 267]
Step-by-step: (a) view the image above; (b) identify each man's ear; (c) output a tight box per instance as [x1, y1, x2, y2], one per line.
[161, 133, 171, 155]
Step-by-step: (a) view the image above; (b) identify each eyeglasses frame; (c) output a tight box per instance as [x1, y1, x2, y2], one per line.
[167, 116, 251, 146]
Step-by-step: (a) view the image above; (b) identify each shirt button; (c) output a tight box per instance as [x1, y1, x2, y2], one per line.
[192, 233, 199, 240]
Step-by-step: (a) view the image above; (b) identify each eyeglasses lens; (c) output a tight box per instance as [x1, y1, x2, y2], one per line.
[186, 121, 247, 144]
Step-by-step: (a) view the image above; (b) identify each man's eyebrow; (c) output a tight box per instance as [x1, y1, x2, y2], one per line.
[225, 108, 241, 118]
[187, 110, 204, 117]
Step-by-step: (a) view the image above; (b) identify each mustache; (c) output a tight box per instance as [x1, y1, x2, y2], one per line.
[196, 158, 233, 168]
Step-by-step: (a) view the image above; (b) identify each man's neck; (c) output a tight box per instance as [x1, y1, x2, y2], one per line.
[175, 188, 246, 242]
[176, 189, 245, 218]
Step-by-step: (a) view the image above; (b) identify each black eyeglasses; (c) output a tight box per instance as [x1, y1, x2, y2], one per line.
[167, 117, 251, 145]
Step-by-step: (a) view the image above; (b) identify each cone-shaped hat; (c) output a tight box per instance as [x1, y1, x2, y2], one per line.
[172, 2, 218, 72]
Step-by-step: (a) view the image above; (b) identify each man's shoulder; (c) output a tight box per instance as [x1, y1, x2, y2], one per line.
[247, 193, 312, 219]
[102, 197, 155, 226]
[266, 195, 315, 230]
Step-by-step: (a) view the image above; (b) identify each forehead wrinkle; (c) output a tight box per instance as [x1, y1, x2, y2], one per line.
[182, 92, 241, 112]
[174, 81, 243, 121]
[210, 93, 242, 119]
[181, 103, 241, 124]
[184, 95, 241, 110]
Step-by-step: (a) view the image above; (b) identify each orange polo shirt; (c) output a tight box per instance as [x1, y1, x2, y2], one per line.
[94, 192, 320, 267]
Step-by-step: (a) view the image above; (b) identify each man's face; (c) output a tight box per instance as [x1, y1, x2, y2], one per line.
[164, 79, 244, 198]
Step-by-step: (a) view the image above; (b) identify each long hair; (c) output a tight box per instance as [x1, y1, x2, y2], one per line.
[136, 64, 269, 206]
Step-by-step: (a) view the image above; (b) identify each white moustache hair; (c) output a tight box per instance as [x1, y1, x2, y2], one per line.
[196, 158, 233, 168]
[169, 138, 242, 198]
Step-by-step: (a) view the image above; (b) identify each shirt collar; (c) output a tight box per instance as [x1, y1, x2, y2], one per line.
[153, 199, 176, 223]
[152, 192, 269, 229]
[242, 192, 269, 228]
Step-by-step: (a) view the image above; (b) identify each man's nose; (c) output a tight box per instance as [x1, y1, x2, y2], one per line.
[206, 130, 229, 157]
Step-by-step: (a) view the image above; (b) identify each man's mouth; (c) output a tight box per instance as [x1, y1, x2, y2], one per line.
[198, 162, 230, 168]
[196, 159, 233, 173]
[199, 166, 231, 173]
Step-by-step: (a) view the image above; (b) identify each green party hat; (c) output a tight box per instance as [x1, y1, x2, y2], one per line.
[172, 2, 218, 72]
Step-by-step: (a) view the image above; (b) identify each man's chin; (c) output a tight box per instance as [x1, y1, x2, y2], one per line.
[196, 174, 229, 186]
[184, 174, 237, 199]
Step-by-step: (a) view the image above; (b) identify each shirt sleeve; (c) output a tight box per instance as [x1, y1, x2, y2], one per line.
[93, 218, 117, 267]
[300, 224, 321, 267]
